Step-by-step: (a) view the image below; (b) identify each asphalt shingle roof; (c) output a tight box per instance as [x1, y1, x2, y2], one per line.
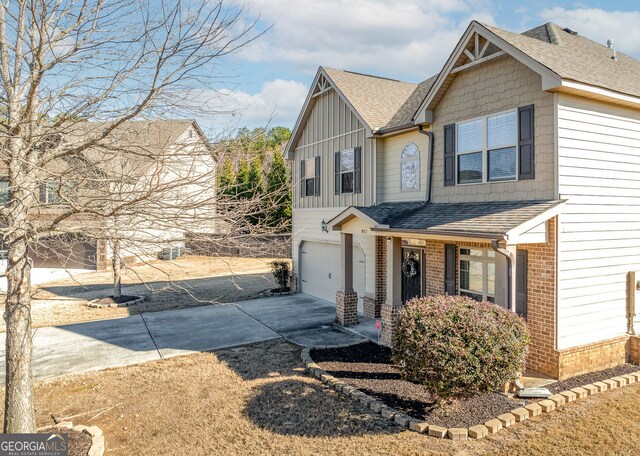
[483, 22, 640, 99]
[354, 200, 564, 236]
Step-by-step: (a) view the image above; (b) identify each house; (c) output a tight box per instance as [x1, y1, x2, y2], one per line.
[0, 119, 216, 289]
[285, 21, 640, 380]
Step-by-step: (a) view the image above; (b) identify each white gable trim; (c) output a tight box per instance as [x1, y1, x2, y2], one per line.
[413, 21, 562, 124]
[284, 67, 373, 158]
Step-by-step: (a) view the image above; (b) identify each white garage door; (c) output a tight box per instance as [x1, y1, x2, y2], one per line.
[300, 241, 366, 311]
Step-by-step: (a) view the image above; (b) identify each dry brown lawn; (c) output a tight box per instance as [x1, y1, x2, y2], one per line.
[0, 256, 280, 331]
[14, 338, 640, 456]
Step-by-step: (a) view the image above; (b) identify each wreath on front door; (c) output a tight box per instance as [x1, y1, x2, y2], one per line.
[401, 257, 418, 278]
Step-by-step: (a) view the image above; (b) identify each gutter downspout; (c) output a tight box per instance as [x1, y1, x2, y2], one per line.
[491, 240, 514, 312]
[492, 239, 524, 391]
[418, 125, 434, 204]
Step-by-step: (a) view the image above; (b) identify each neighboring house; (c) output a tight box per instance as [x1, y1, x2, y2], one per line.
[286, 21, 640, 380]
[0, 119, 216, 289]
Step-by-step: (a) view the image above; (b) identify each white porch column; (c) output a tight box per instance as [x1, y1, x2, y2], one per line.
[381, 236, 402, 347]
[494, 244, 517, 311]
[340, 232, 354, 292]
[336, 232, 357, 326]
[386, 236, 402, 306]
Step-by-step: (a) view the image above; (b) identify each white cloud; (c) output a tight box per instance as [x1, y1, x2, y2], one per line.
[539, 8, 640, 58]
[237, 0, 495, 81]
[193, 79, 309, 133]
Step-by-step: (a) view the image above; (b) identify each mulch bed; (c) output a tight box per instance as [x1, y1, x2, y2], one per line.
[39, 427, 92, 456]
[93, 295, 139, 305]
[311, 342, 526, 428]
[545, 363, 639, 394]
[312, 342, 640, 429]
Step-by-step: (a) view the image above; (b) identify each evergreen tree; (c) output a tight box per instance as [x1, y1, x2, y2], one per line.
[235, 158, 250, 199]
[218, 159, 236, 197]
[246, 157, 265, 224]
[266, 151, 291, 231]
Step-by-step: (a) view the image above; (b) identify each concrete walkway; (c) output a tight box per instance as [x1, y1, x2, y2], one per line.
[0, 294, 366, 381]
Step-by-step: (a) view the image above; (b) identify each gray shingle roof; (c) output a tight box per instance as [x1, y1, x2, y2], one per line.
[354, 200, 564, 237]
[483, 22, 640, 99]
[323, 67, 422, 131]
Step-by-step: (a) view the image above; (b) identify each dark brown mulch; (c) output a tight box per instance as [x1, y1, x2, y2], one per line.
[93, 295, 139, 305]
[39, 427, 92, 456]
[311, 342, 526, 428]
[544, 363, 639, 394]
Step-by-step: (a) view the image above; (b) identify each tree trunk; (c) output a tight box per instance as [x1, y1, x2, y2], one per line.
[112, 239, 122, 299]
[3, 238, 35, 433]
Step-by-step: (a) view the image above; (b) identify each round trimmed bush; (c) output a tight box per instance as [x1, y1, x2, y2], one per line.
[392, 294, 530, 402]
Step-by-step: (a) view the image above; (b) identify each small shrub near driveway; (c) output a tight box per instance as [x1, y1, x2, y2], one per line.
[392, 295, 530, 403]
[270, 260, 290, 291]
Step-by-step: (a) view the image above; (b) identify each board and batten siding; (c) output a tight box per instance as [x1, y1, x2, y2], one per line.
[557, 93, 640, 349]
[292, 88, 376, 209]
[292, 207, 376, 296]
[377, 130, 430, 203]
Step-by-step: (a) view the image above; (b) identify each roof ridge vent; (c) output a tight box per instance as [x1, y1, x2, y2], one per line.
[563, 27, 578, 35]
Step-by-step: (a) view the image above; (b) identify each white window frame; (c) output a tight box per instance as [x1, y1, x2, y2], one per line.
[303, 157, 316, 197]
[458, 248, 495, 302]
[400, 143, 420, 191]
[339, 148, 355, 195]
[456, 108, 518, 185]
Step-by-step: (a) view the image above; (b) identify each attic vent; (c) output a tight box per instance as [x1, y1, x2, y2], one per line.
[563, 27, 578, 35]
[607, 39, 618, 61]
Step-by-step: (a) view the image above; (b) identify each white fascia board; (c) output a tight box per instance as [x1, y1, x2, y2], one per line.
[559, 80, 640, 108]
[505, 202, 565, 243]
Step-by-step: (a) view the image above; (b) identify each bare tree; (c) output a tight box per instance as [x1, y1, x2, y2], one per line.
[0, 0, 265, 433]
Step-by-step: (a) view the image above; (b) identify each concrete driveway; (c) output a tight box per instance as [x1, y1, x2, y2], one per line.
[0, 294, 365, 381]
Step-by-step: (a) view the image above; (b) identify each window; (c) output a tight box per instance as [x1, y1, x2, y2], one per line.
[340, 149, 354, 193]
[400, 143, 420, 190]
[459, 248, 495, 302]
[456, 110, 517, 184]
[0, 180, 9, 205]
[41, 180, 77, 205]
[301, 157, 320, 197]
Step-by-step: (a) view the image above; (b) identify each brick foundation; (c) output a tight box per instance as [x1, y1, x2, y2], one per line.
[363, 296, 380, 318]
[336, 290, 358, 326]
[380, 303, 402, 347]
[289, 273, 298, 293]
[557, 336, 630, 380]
[630, 336, 640, 364]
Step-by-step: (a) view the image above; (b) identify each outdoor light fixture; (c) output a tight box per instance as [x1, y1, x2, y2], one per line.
[321, 219, 329, 233]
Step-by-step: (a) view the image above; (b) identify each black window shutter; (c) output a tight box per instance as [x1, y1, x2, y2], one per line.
[300, 159, 306, 197]
[444, 124, 455, 186]
[334, 151, 340, 195]
[314, 156, 321, 196]
[518, 104, 535, 180]
[444, 244, 456, 295]
[354, 146, 362, 194]
[516, 250, 528, 319]
[39, 183, 47, 203]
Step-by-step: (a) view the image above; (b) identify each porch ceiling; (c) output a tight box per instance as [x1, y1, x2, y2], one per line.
[329, 199, 565, 243]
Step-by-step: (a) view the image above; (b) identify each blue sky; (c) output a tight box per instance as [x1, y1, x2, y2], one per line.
[204, 0, 640, 134]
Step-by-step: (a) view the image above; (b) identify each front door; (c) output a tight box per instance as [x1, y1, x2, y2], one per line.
[402, 248, 423, 303]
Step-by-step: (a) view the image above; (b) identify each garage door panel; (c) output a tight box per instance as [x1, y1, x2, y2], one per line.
[300, 241, 365, 309]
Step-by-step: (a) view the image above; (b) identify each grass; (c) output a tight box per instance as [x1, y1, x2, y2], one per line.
[11, 338, 640, 455]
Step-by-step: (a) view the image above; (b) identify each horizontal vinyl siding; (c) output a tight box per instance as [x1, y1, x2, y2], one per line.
[292, 208, 376, 296]
[292, 89, 375, 209]
[377, 130, 429, 203]
[557, 94, 640, 349]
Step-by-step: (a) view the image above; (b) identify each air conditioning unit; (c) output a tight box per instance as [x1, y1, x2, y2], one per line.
[160, 246, 184, 260]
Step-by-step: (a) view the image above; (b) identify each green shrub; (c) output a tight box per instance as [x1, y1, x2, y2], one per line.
[392, 294, 530, 402]
[270, 260, 290, 291]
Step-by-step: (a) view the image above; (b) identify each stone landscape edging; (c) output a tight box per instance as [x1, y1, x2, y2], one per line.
[37, 421, 104, 455]
[301, 343, 640, 441]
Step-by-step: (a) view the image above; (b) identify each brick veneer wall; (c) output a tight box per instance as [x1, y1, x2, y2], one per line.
[336, 290, 358, 326]
[374, 236, 387, 313]
[557, 336, 629, 380]
[518, 218, 558, 377]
